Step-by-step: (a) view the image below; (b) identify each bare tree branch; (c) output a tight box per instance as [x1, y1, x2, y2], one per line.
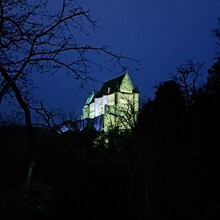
[170, 59, 205, 105]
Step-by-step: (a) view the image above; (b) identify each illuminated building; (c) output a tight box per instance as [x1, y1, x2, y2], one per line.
[81, 73, 139, 132]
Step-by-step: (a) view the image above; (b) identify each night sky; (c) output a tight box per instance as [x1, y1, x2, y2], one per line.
[32, 0, 220, 119]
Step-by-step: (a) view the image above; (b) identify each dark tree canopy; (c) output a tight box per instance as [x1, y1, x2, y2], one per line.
[207, 57, 220, 95]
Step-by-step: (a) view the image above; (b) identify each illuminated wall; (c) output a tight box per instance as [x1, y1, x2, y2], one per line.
[81, 73, 139, 131]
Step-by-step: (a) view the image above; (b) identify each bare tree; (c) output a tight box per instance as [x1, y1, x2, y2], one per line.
[0, 0, 135, 187]
[0, 0, 134, 127]
[105, 93, 139, 131]
[171, 59, 205, 105]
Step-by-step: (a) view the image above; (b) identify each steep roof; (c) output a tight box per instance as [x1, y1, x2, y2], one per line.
[95, 74, 126, 98]
[84, 73, 139, 105]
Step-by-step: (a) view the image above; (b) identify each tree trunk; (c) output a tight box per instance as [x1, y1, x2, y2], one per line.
[1, 66, 36, 188]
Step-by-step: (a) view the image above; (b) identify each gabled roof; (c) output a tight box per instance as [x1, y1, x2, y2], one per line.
[95, 74, 126, 98]
[83, 73, 138, 105]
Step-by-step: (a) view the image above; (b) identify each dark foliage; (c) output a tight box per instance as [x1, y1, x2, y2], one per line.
[1, 60, 219, 219]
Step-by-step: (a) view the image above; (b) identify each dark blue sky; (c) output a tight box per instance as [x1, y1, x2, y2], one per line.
[32, 0, 220, 119]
